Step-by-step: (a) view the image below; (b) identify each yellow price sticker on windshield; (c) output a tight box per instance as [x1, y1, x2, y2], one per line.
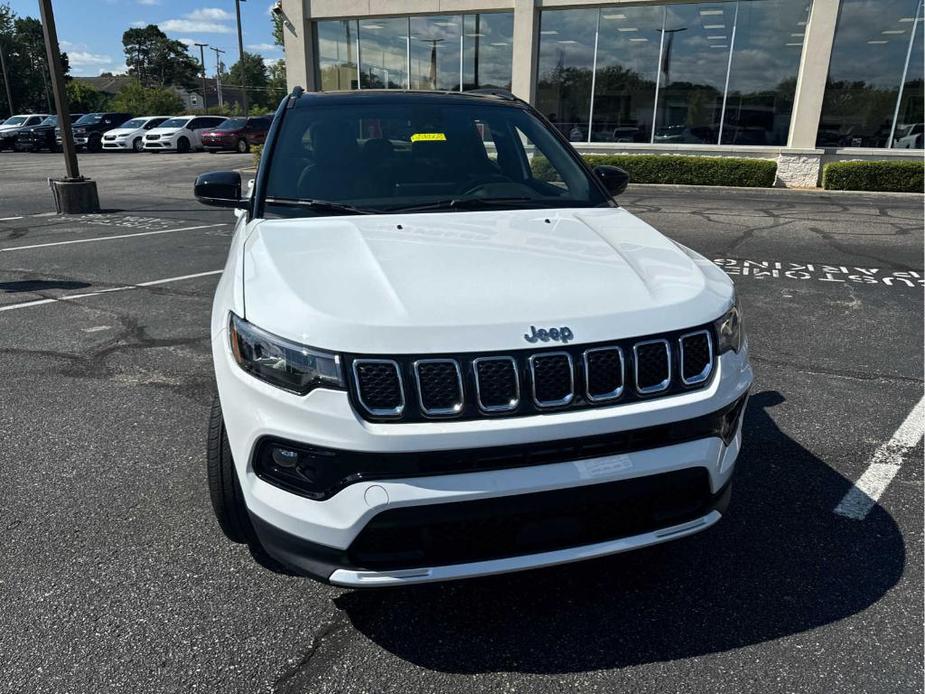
[410, 132, 447, 142]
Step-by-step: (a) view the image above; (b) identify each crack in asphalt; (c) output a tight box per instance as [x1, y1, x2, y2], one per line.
[273, 614, 354, 692]
[751, 354, 924, 385]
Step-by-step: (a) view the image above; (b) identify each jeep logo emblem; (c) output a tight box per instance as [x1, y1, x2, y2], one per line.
[524, 325, 574, 344]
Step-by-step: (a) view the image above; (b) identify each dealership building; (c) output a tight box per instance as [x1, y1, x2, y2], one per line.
[279, 0, 923, 186]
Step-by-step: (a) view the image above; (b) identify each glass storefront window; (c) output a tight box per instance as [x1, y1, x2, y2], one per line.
[463, 13, 514, 90]
[892, 5, 924, 148]
[722, 0, 810, 145]
[410, 15, 463, 90]
[358, 18, 409, 89]
[654, 2, 733, 145]
[819, 0, 923, 148]
[317, 20, 358, 91]
[535, 8, 598, 142]
[591, 6, 664, 142]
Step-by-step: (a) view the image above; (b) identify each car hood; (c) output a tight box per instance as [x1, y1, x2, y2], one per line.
[241, 207, 733, 354]
[105, 127, 139, 137]
[146, 127, 184, 136]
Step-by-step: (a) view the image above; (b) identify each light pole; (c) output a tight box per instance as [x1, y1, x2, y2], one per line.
[211, 46, 226, 109]
[0, 41, 13, 117]
[235, 0, 248, 115]
[195, 42, 209, 110]
[38, 0, 99, 212]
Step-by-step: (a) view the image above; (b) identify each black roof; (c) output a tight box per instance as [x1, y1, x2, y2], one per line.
[288, 88, 525, 110]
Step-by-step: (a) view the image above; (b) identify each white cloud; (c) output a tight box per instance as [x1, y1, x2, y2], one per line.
[131, 21, 147, 27]
[187, 8, 233, 21]
[69, 51, 113, 67]
[160, 19, 231, 33]
[100, 63, 129, 75]
[248, 43, 279, 52]
[178, 38, 198, 47]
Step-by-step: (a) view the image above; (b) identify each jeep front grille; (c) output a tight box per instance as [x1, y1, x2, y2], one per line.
[348, 325, 715, 422]
[352, 359, 404, 417]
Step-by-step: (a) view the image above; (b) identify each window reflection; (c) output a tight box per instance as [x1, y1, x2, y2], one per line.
[891, 2, 924, 148]
[722, 0, 810, 145]
[819, 0, 923, 148]
[359, 18, 408, 89]
[410, 16, 463, 90]
[535, 9, 598, 142]
[463, 13, 514, 89]
[654, 2, 733, 145]
[317, 20, 358, 91]
[592, 6, 664, 142]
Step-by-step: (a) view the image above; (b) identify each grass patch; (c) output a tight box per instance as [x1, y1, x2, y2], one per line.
[822, 160, 924, 193]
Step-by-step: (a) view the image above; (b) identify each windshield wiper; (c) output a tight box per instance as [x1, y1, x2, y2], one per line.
[265, 197, 378, 215]
[384, 196, 537, 213]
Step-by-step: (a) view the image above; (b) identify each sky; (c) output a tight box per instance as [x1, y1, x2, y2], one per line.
[5, 0, 282, 77]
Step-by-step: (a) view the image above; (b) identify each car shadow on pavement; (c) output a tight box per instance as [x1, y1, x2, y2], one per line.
[334, 390, 906, 673]
[0, 279, 91, 293]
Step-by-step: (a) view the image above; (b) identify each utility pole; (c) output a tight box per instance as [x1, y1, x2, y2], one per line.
[0, 41, 13, 117]
[38, 0, 99, 212]
[195, 42, 209, 111]
[210, 46, 226, 109]
[235, 0, 248, 115]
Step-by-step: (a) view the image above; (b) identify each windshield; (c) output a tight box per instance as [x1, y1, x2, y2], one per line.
[216, 118, 246, 130]
[4, 116, 27, 126]
[120, 118, 148, 129]
[263, 99, 607, 217]
[40, 116, 58, 126]
[160, 117, 189, 129]
[75, 113, 105, 125]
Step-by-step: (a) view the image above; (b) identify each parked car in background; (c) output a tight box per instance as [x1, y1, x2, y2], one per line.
[143, 115, 227, 153]
[894, 123, 923, 149]
[0, 114, 50, 150]
[201, 116, 271, 153]
[102, 116, 170, 152]
[14, 114, 84, 152]
[56, 112, 134, 152]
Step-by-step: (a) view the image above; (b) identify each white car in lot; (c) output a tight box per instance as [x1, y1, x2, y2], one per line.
[196, 90, 752, 587]
[102, 116, 170, 152]
[143, 115, 227, 153]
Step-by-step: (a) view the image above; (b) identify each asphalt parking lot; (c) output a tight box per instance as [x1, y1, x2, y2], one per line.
[0, 151, 922, 694]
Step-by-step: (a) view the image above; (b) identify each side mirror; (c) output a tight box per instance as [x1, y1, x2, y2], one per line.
[195, 171, 246, 209]
[593, 165, 630, 197]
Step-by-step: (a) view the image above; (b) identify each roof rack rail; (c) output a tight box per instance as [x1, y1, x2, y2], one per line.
[463, 88, 519, 101]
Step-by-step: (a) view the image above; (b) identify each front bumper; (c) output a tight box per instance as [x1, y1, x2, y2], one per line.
[102, 139, 130, 149]
[214, 329, 752, 585]
[143, 140, 175, 150]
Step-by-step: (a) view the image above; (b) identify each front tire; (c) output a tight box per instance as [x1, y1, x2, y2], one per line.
[236, 138, 249, 153]
[87, 135, 102, 153]
[207, 396, 251, 544]
[132, 138, 143, 152]
[176, 136, 190, 154]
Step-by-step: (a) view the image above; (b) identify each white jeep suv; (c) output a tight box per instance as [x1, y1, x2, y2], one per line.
[195, 89, 752, 587]
[102, 116, 170, 152]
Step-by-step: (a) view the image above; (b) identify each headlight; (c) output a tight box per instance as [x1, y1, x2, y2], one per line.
[714, 302, 744, 354]
[229, 314, 344, 394]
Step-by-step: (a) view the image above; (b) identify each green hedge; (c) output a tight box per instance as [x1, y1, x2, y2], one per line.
[532, 153, 777, 188]
[822, 160, 924, 193]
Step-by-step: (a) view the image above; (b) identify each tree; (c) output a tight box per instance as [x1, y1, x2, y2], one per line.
[227, 51, 269, 108]
[122, 24, 198, 89]
[111, 78, 184, 115]
[0, 8, 70, 114]
[66, 80, 109, 112]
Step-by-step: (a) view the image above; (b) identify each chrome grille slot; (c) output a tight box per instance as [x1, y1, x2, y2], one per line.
[414, 359, 464, 416]
[529, 352, 574, 407]
[583, 346, 624, 402]
[473, 357, 519, 413]
[634, 339, 671, 394]
[679, 330, 713, 385]
[353, 359, 404, 417]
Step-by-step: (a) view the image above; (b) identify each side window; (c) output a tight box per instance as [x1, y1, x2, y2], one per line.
[28, 116, 41, 126]
[207, 117, 225, 128]
[188, 118, 204, 130]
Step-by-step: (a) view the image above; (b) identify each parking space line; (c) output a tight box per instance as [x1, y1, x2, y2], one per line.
[0, 223, 228, 253]
[0, 216, 24, 221]
[0, 270, 222, 313]
[834, 394, 925, 520]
